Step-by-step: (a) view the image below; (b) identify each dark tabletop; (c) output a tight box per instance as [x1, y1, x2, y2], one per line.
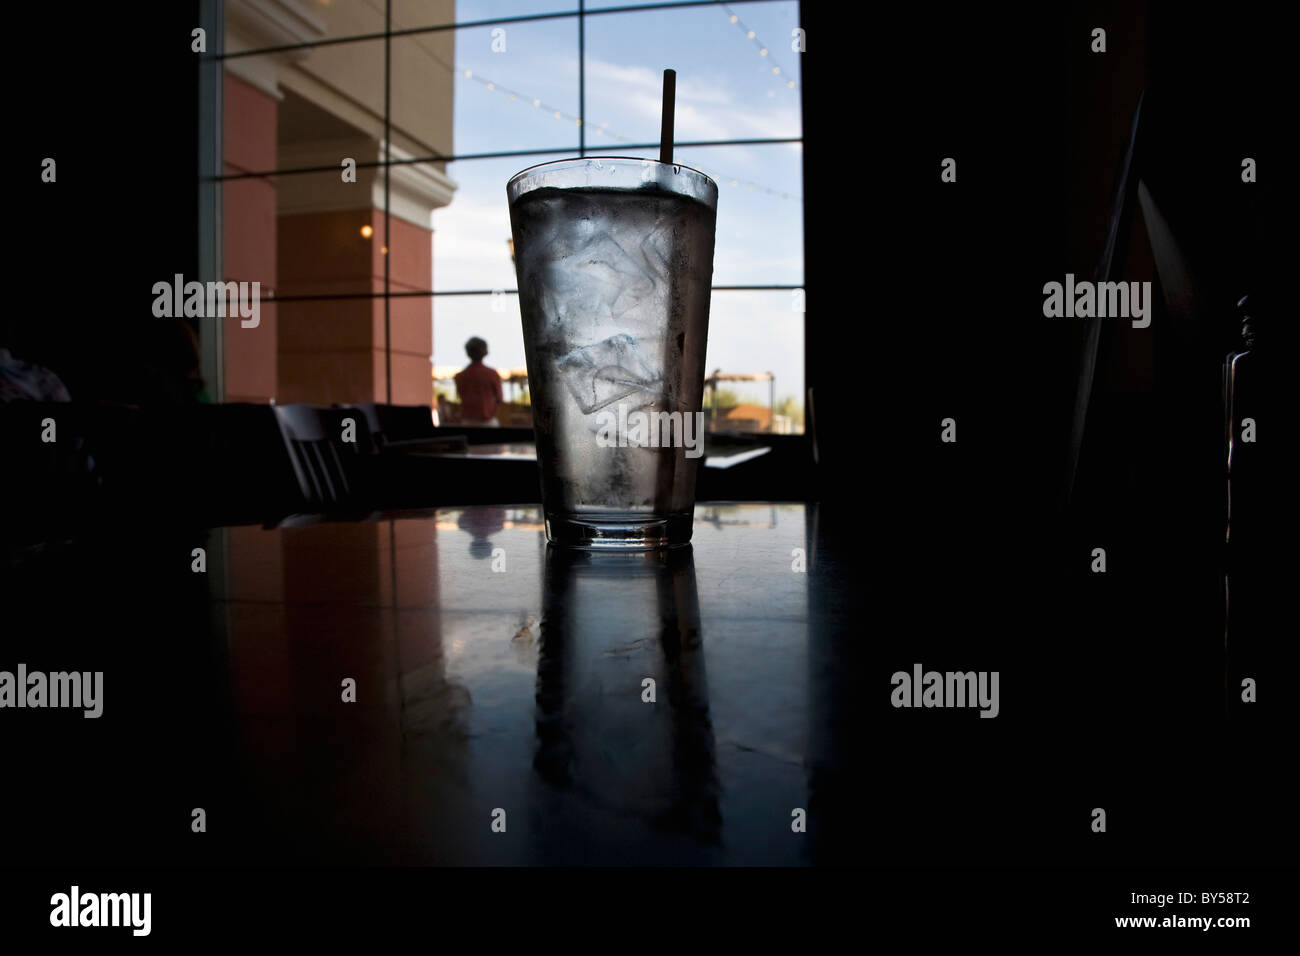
[208, 503, 814, 865]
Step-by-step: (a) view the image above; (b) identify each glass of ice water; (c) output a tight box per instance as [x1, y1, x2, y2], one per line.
[508, 157, 718, 549]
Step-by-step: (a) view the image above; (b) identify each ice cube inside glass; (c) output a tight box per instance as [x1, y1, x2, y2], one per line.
[507, 158, 718, 549]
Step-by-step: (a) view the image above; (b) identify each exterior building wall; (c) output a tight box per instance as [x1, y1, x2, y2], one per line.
[223, 0, 456, 406]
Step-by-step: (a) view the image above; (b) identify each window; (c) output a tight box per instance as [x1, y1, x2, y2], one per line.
[208, 0, 803, 432]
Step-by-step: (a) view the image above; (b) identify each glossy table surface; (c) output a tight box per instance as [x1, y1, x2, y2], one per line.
[208, 503, 817, 865]
[9, 498, 1287, 869]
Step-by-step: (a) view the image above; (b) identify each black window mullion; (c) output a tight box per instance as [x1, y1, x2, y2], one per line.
[213, 139, 803, 183]
[213, 0, 793, 63]
[384, 0, 392, 404]
[579, 0, 586, 157]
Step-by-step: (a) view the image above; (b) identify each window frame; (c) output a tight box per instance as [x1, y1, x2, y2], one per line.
[200, 0, 805, 434]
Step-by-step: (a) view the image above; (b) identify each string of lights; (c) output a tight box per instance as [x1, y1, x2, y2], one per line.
[720, 3, 800, 93]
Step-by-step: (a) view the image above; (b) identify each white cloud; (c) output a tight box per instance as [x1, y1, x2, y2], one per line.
[433, 197, 517, 291]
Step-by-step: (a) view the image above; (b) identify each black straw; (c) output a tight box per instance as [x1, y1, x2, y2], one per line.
[659, 69, 676, 164]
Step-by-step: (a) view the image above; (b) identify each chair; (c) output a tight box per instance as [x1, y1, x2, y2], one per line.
[341, 402, 438, 450]
[272, 403, 374, 511]
[339, 402, 385, 453]
[341, 402, 468, 457]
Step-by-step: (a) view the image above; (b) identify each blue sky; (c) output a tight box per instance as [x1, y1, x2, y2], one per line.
[430, 0, 804, 411]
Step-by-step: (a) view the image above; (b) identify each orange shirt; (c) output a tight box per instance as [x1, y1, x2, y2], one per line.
[454, 360, 503, 421]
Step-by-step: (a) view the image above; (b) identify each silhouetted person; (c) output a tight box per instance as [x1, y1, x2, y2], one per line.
[454, 336, 503, 427]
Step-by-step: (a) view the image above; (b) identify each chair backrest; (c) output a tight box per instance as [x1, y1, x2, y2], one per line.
[273, 403, 373, 510]
[340, 403, 384, 451]
[339, 402, 435, 448]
